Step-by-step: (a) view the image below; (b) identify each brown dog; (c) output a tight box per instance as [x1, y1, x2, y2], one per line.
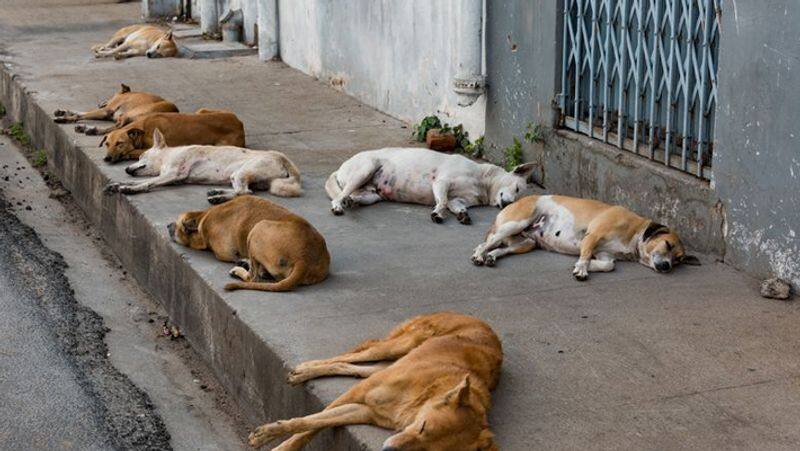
[249, 312, 502, 451]
[168, 195, 329, 292]
[92, 24, 178, 59]
[101, 109, 245, 162]
[53, 84, 178, 135]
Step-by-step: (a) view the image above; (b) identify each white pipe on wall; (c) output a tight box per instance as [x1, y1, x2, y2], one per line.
[453, 0, 486, 107]
[257, 0, 279, 61]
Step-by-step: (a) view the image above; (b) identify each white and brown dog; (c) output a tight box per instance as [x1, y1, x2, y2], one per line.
[471, 194, 700, 280]
[325, 147, 538, 224]
[105, 129, 302, 203]
[92, 24, 178, 59]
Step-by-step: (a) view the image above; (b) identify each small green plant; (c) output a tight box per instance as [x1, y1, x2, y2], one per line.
[524, 122, 544, 144]
[413, 115, 443, 142]
[464, 135, 485, 158]
[503, 138, 523, 171]
[0, 102, 6, 118]
[32, 149, 47, 167]
[8, 122, 31, 146]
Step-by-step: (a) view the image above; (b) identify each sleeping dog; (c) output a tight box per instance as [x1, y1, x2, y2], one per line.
[92, 24, 178, 59]
[471, 194, 700, 280]
[53, 83, 178, 136]
[250, 312, 502, 450]
[169, 195, 329, 292]
[100, 109, 245, 162]
[326, 147, 538, 224]
[105, 129, 302, 202]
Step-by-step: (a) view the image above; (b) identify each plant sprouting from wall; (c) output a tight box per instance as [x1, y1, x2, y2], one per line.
[524, 122, 544, 144]
[503, 138, 523, 171]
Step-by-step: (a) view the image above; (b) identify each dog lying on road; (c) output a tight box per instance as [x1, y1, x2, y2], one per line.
[100, 109, 245, 162]
[92, 24, 178, 59]
[53, 83, 178, 136]
[168, 195, 329, 292]
[471, 194, 701, 280]
[326, 147, 538, 224]
[105, 129, 302, 202]
[250, 312, 502, 450]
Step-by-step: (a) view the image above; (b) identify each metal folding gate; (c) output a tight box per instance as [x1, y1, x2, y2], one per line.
[559, 0, 721, 179]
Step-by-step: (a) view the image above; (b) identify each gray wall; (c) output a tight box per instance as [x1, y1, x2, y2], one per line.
[713, 1, 800, 286]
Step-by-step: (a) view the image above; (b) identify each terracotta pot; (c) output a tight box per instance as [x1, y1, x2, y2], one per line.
[425, 128, 457, 152]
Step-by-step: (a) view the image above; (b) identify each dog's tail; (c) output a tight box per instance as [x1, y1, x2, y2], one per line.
[324, 171, 341, 200]
[224, 261, 306, 292]
[269, 154, 303, 197]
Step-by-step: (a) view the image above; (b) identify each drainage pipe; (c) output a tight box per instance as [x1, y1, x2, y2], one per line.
[200, 0, 220, 35]
[257, 0, 279, 60]
[453, 0, 486, 107]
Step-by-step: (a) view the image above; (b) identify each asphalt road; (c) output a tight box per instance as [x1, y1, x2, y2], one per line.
[0, 191, 171, 450]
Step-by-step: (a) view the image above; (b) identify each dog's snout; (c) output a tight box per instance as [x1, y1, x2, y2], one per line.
[656, 261, 672, 273]
[125, 166, 136, 175]
[103, 155, 112, 162]
[167, 222, 176, 240]
[500, 199, 512, 208]
[146, 51, 154, 58]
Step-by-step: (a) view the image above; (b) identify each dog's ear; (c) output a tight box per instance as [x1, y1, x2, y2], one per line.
[512, 162, 537, 177]
[152, 128, 167, 149]
[99, 135, 108, 148]
[643, 222, 669, 241]
[680, 255, 702, 266]
[127, 128, 145, 145]
[181, 216, 200, 233]
[164, 30, 174, 40]
[445, 375, 471, 407]
[120, 83, 131, 93]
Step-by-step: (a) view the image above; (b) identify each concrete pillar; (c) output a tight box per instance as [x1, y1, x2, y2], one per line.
[257, 0, 279, 60]
[142, 0, 181, 18]
[241, 0, 258, 45]
[200, 0, 220, 35]
[453, 0, 486, 107]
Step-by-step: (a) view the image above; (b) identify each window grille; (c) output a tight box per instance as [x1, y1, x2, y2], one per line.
[559, 0, 721, 179]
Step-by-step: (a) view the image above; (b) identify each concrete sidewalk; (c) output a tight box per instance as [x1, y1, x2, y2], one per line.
[2, 1, 800, 450]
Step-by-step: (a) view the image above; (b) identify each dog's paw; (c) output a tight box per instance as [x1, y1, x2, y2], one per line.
[331, 205, 345, 216]
[235, 259, 251, 271]
[286, 369, 310, 385]
[207, 194, 229, 205]
[207, 189, 225, 197]
[53, 117, 68, 124]
[84, 127, 99, 136]
[484, 255, 496, 267]
[53, 109, 67, 117]
[456, 211, 472, 225]
[249, 422, 287, 448]
[117, 185, 137, 194]
[572, 265, 589, 281]
[229, 266, 249, 280]
[431, 212, 445, 224]
[341, 197, 354, 209]
[471, 253, 485, 266]
[74, 124, 86, 133]
[103, 183, 120, 194]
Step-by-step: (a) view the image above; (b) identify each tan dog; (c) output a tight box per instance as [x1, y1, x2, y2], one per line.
[53, 83, 178, 135]
[168, 195, 329, 292]
[471, 194, 701, 280]
[100, 109, 245, 162]
[92, 24, 178, 59]
[249, 312, 502, 451]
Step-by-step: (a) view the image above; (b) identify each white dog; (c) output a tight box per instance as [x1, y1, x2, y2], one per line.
[325, 147, 538, 224]
[105, 129, 302, 203]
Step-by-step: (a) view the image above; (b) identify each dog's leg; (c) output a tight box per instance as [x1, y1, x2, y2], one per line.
[472, 219, 533, 266]
[94, 44, 129, 58]
[271, 432, 317, 451]
[588, 251, 616, 273]
[287, 361, 389, 385]
[349, 189, 382, 206]
[485, 235, 537, 265]
[573, 232, 603, 281]
[250, 403, 374, 448]
[113, 48, 143, 60]
[330, 163, 378, 215]
[446, 198, 472, 225]
[106, 173, 186, 195]
[54, 107, 112, 124]
[292, 334, 421, 374]
[430, 179, 450, 223]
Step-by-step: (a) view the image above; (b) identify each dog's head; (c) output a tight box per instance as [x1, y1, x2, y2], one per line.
[488, 163, 538, 208]
[168, 211, 207, 249]
[638, 222, 701, 273]
[123, 129, 167, 176]
[146, 31, 178, 58]
[102, 127, 146, 163]
[381, 376, 497, 451]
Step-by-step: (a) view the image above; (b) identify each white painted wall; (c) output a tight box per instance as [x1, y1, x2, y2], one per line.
[275, 0, 486, 136]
